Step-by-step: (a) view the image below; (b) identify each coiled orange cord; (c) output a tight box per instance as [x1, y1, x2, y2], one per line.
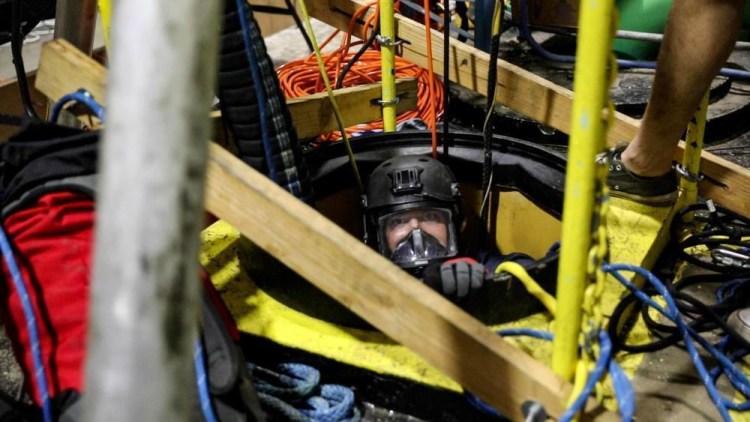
[276, 2, 443, 143]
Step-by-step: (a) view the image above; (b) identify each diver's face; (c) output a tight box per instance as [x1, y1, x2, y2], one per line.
[383, 208, 449, 253]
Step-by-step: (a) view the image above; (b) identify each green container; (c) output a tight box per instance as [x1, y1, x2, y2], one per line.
[614, 0, 750, 60]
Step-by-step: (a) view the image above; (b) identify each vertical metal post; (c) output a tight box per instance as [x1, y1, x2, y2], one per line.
[82, 0, 221, 420]
[552, 0, 615, 381]
[53, 0, 98, 54]
[52, 0, 98, 126]
[379, 0, 397, 132]
[680, 92, 709, 205]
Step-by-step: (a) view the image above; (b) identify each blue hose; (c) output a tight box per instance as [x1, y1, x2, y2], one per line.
[604, 263, 750, 421]
[0, 225, 52, 422]
[466, 328, 633, 422]
[49, 89, 106, 124]
[194, 339, 219, 422]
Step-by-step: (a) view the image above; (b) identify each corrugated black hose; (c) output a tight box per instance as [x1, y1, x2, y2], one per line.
[217, 0, 313, 203]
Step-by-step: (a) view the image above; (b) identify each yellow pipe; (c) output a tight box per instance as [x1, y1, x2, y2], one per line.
[96, 0, 112, 51]
[680, 92, 709, 205]
[551, 0, 615, 381]
[379, 0, 397, 131]
[495, 262, 557, 316]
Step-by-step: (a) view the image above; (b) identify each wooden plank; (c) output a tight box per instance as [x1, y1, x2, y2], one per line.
[288, 78, 418, 138]
[308, 0, 750, 217]
[204, 141, 617, 421]
[36, 39, 107, 106]
[35, 39, 418, 139]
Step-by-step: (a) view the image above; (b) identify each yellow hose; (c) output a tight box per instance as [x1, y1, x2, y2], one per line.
[495, 261, 557, 316]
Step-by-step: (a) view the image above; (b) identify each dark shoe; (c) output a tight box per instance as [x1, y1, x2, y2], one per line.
[599, 142, 678, 206]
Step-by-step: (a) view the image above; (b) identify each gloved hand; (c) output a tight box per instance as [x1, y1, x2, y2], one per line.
[422, 257, 488, 300]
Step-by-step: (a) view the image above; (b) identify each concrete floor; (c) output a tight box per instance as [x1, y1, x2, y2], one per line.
[2, 16, 750, 421]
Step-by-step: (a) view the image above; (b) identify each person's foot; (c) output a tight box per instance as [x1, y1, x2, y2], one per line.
[599, 142, 678, 206]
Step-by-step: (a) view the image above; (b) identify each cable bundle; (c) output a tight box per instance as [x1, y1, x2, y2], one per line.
[276, 3, 443, 143]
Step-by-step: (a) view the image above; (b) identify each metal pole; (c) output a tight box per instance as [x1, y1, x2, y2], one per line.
[82, 0, 221, 420]
[53, 0, 98, 54]
[551, 0, 615, 380]
[379, 0, 397, 132]
[52, 0, 98, 126]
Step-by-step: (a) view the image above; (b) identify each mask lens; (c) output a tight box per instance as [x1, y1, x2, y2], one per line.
[378, 207, 457, 267]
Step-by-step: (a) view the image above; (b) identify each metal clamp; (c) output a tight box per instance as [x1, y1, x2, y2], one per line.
[674, 163, 704, 183]
[373, 97, 400, 106]
[376, 35, 406, 47]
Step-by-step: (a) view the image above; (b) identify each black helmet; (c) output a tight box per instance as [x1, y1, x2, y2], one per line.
[365, 155, 462, 269]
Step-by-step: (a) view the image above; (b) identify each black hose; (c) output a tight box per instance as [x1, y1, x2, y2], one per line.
[217, 0, 313, 203]
[10, 0, 40, 121]
[479, 30, 501, 229]
[441, 0, 451, 157]
[335, 24, 380, 90]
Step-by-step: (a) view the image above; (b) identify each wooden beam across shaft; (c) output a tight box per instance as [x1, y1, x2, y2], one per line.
[287, 78, 418, 138]
[35, 39, 418, 138]
[204, 141, 617, 421]
[307, 0, 750, 217]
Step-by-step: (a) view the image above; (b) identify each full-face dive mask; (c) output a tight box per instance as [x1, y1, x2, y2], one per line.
[365, 155, 463, 270]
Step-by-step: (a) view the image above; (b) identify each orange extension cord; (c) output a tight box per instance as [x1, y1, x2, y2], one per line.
[276, 1, 443, 143]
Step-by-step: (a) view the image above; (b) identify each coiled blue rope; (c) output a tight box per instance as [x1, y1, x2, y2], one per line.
[194, 339, 219, 422]
[0, 225, 52, 422]
[249, 362, 360, 422]
[49, 89, 106, 124]
[605, 263, 750, 421]
[465, 328, 633, 422]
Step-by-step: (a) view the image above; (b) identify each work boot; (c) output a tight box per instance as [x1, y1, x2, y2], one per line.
[599, 142, 678, 206]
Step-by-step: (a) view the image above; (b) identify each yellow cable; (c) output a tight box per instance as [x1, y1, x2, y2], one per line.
[494, 261, 557, 316]
[296, 0, 364, 195]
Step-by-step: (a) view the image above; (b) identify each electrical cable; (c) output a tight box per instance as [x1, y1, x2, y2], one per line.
[334, 23, 380, 90]
[479, 0, 503, 233]
[0, 225, 52, 422]
[10, 0, 40, 121]
[276, 30, 443, 143]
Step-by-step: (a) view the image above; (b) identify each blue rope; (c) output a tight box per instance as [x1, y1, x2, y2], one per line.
[194, 339, 219, 422]
[465, 328, 633, 422]
[249, 362, 360, 422]
[49, 89, 106, 124]
[0, 225, 52, 422]
[234, 0, 280, 184]
[604, 263, 750, 421]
